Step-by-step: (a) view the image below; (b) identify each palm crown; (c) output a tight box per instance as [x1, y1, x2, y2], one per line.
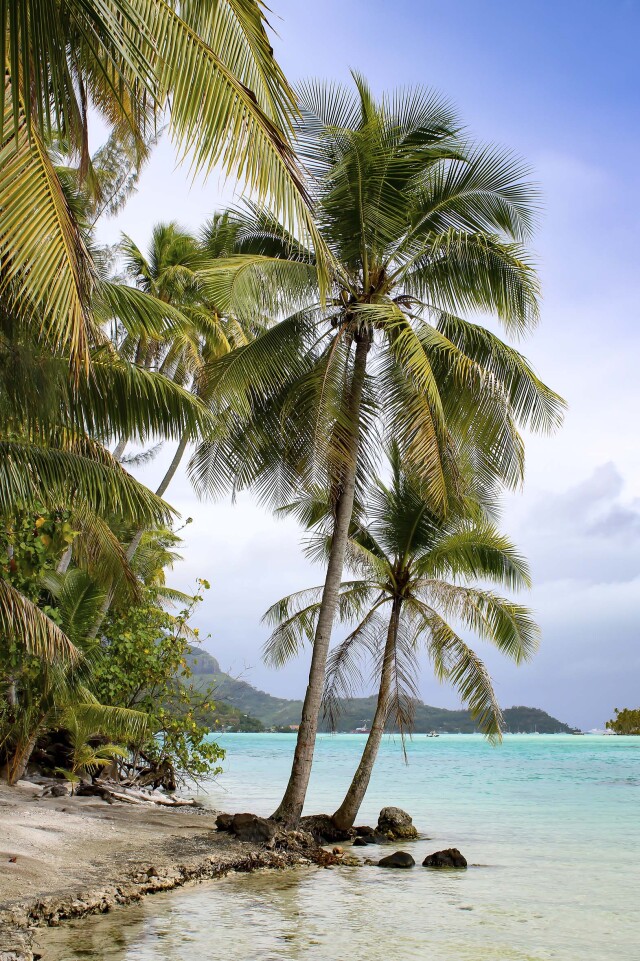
[198, 74, 564, 509]
[265, 448, 538, 742]
[264, 448, 539, 828]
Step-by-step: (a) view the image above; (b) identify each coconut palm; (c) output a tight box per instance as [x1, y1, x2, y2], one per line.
[264, 449, 538, 829]
[115, 218, 249, 495]
[1, 0, 323, 372]
[194, 75, 563, 824]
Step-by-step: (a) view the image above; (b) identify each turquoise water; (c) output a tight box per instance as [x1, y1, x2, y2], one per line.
[40, 734, 640, 960]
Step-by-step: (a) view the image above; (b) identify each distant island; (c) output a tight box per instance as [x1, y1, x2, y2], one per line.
[185, 649, 573, 735]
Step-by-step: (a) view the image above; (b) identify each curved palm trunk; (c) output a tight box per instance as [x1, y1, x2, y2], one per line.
[86, 432, 190, 640]
[124, 431, 190, 562]
[332, 597, 402, 830]
[271, 334, 369, 826]
[6, 727, 41, 785]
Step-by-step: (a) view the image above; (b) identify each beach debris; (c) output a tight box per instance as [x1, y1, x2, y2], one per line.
[377, 807, 418, 840]
[42, 783, 71, 798]
[13, 780, 43, 797]
[332, 846, 343, 855]
[422, 848, 467, 868]
[71, 778, 198, 807]
[378, 851, 415, 869]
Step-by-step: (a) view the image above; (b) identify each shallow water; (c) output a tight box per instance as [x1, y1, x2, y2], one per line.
[39, 734, 640, 960]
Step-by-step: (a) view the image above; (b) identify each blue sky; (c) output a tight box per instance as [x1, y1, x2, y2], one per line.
[97, 1, 640, 729]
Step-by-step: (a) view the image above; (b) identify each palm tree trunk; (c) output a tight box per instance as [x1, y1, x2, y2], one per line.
[124, 430, 190, 561]
[332, 597, 402, 830]
[112, 437, 128, 461]
[57, 545, 73, 574]
[85, 432, 190, 640]
[271, 333, 370, 826]
[7, 729, 41, 785]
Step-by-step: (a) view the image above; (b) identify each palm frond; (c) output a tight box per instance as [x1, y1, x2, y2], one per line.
[0, 579, 78, 663]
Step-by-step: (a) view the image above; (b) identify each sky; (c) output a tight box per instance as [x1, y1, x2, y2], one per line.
[96, 0, 640, 730]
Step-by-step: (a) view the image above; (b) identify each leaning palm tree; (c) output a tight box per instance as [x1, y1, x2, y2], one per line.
[264, 449, 538, 829]
[2, 0, 323, 372]
[195, 75, 564, 824]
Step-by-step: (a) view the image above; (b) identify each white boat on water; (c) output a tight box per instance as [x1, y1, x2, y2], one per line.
[351, 721, 371, 733]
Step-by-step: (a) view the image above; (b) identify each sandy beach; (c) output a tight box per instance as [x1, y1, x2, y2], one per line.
[0, 781, 314, 961]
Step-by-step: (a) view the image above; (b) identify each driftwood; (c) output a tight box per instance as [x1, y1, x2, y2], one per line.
[89, 778, 196, 807]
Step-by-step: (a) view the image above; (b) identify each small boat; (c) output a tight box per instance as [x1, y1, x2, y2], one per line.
[351, 722, 371, 734]
[426, 731, 439, 737]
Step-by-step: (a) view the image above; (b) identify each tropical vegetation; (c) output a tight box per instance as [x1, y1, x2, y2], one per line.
[1, 0, 564, 832]
[606, 708, 640, 735]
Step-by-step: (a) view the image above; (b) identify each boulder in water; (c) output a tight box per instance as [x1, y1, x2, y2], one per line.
[229, 813, 277, 844]
[378, 851, 415, 869]
[422, 847, 467, 868]
[377, 806, 418, 840]
[353, 837, 370, 847]
[299, 814, 353, 843]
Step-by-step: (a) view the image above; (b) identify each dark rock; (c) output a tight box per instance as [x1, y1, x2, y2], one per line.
[352, 837, 370, 847]
[377, 806, 418, 840]
[48, 784, 69, 798]
[372, 832, 394, 844]
[215, 812, 234, 832]
[378, 851, 415, 869]
[230, 813, 277, 844]
[354, 825, 376, 837]
[422, 847, 467, 868]
[299, 814, 353, 844]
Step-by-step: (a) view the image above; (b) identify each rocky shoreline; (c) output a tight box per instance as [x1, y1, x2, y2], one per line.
[0, 782, 337, 961]
[0, 784, 464, 961]
[2, 843, 318, 961]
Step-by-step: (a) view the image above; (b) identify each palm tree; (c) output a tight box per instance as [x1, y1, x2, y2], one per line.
[2, 0, 323, 372]
[264, 449, 538, 829]
[194, 76, 563, 824]
[115, 218, 248, 499]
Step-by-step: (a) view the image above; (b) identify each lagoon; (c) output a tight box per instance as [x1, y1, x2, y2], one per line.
[41, 734, 640, 961]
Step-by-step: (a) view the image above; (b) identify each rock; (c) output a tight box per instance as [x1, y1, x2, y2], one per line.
[338, 854, 361, 867]
[229, 813, 277, 844]
[14, 780, 42, 797]
[354, 825, 375, 837]
[352, 837, 369, 847]
[299, 814, 353, 844]
[215, 812, 234, 832]
[378, 851, 415, 869]
[42, 783, 70, 798]
[377, 807, 418, 840]
[422, 847, 467, 868]
[271, 828, 317, 856]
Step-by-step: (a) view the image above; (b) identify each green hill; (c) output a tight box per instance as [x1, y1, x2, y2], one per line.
[184, 648, 572, 734]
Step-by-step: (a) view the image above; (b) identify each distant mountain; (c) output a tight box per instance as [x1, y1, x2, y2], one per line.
[184, 648, 572, 734]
